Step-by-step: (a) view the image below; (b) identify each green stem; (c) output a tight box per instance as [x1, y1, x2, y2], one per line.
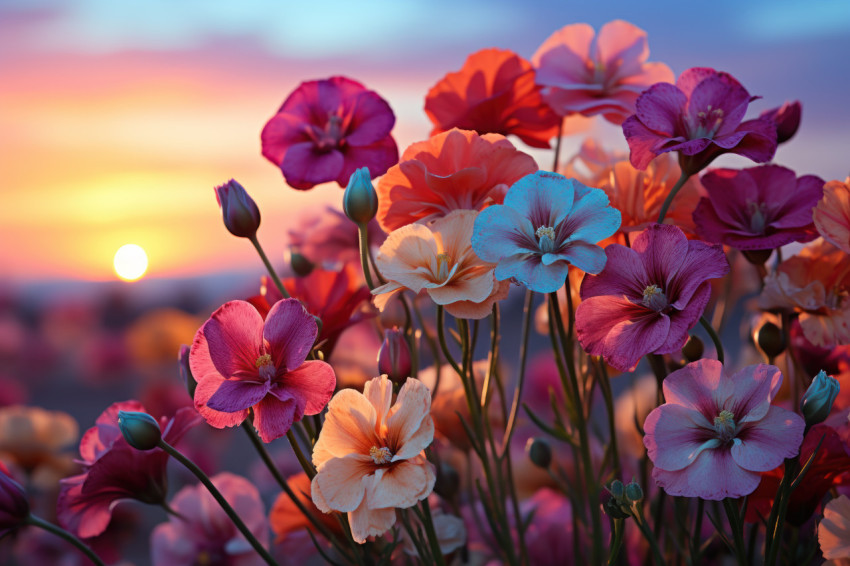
[723, 498, 748, 566]
[501, 290, 534, 452]
[356, 222, 376, 290]
[158, 440, 279, 566]
[608, 518, 625, 566]
[766, 459, 796, 566]
[699, 316, 725, 364]
[656, 171, 690, 224]
[633, 504, 666, 566]
[287, 429, 317, 479]
[417, 499, 448, 566]
[250, 235, 290, 298]
[25, 515, 107, 566]
[552, 119, 564, 172]
[596, 358, 620, 478]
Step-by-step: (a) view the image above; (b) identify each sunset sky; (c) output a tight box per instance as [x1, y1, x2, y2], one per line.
[2, 0, 849, 283]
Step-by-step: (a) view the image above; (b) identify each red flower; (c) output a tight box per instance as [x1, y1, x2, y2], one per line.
[57, 401, 200, 538]
[425, 48, 561, 149]
[261, 76, 399, 190]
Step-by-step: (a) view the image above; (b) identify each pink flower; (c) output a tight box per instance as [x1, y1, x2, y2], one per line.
[576, 224, 729, 372]
[644, 359, 805, 500]
[288, 206, 387, 268]
[57, 401, 200, 538]
[759, 100, 801, 144]
[819, 495, 850, 560]
[310, 375, 436, 543]
[622, 67, 777, 174]
[261, 76, 398, 190]
[694, 165, 824, 250]
[0, 463, 28, 537]
[532, 20, 674, 125]
[190, 299, 336, 442]
[815, 177, 850, 254]
[151, 472, 269, 566]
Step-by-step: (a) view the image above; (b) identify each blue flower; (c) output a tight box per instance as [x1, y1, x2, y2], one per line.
[471, 171, 621, 293]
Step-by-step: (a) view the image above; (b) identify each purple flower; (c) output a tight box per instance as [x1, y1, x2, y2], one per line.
[693, 165, 824, 250]
[0, 465, 29, 537]
[622, 67, 777, 175]
[214, 179, 261, 239]
[644, 359, 805, 500]
[261, 76, 398, 190]
[471, 171, 621, 294]
[576, 224, 729, 372]
[760, 100, 801, 144]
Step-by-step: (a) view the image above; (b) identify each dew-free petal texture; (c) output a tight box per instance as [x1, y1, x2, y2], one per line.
[731, 406, 804, 472]
[264, 298, 318, 372]
[652, 447, 761, 500]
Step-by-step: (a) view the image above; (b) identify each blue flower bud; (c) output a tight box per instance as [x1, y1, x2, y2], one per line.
[118, 411, 162, 451]
[800, 370, 840, 426]
[343, 167, 378, 225]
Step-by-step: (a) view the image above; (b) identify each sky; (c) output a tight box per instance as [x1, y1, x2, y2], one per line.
[2, 0, 849, 284]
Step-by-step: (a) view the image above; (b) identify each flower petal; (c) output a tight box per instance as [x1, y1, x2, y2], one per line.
[731, 406, 804, 472]
[652, 446, 761, 500]
[312, 389, 378, 467]
[252, 395, 298, 443]
[264, 298, 319, 373]
[280, 360, 337, 416]
[602, 311, 670, 372]
[726, 364, 783, 423]
[207, 379, 271, 413]
[386, 378, 433, 453]
[644, 403, 717, 471]
[314, 455, 373, 513]
[366, 459, 435, 509]
[197, 301, 264, 380]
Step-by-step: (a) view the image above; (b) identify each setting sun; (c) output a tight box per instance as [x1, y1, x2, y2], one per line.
[113, 243, 148, 281]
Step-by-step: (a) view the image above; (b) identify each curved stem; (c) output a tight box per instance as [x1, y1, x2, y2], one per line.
[25, 515, 107, 566]
[656, 171, 690, 224]
[608, 518, 625, 566]
[159, 439, 279, 566]
[250, 235, 290, 298]
[287, 429, 317, 479]
[356, 222, 377, 290]
[699, 316, 725, 364]
[501, 290, 534, 453]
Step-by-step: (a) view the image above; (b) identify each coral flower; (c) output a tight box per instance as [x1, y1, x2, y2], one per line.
[532, 20, 674, 125]
[815, 177, 850, 253]
[644, 360, 805, 500]
[261, 76, 398, 190]
[576, 224, 729, 372]
[694, 165, 824, 250]
[472, 170, 621, 294]
[425, 48, 560, 148]
[151, 472, 269, 566]
[373, 210, 510, 319]
[820, 495, 850, 561]
[622, 67, 777, 174]
[759, 239, 850, 347]
[57, 401, 200, 538]
[375, 128, 537, 232]
[310, 375, 436, 543]
[189, 299, 337, 442]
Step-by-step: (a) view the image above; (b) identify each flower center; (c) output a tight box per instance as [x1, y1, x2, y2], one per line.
[641, 284, 669, 311]
[691, 105, 725, 139]
[747, 201, 768, 234]
[309, 114, 346, 152]
[369, 446, 393, 465]
[436, 253, 452, 283]
[536, 225, 557, 253]
[714, 410, 737, 443]
[255, 354, 276, 381]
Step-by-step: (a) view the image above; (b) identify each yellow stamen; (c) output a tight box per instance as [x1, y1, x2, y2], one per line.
[369, 446, 393, 465]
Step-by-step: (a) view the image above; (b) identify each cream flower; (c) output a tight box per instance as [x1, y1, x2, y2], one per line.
[820, 495, 850, 560]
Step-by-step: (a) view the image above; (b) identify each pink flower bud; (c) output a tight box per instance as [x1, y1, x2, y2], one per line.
[377, 327, 411, 383]
[760, 100, 801, 144]
[214, 179, 261, 239]
[0, 465, 29, 536]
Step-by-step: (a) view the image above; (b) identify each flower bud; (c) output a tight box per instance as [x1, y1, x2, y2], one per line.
[800, 370, 840, 426]
[378, 296, 407, 330]
[118, 411, 162, 451]
[625, 481, 644, 503]
[343, 167, 378, 225]
[526, 437, 552, 469]
[214, 179, 261, 239]
[608, 480, 625, 499]
[682, 336, 704, 363]
[0, 465, 29, 535]
[377, 328, 412, 384]
[600, 485, 630, 519]
[178, 344, 196, 398]
[288, 247, 314, 277]
[756, 321, 785, 359]
[760, 100, 801, 144]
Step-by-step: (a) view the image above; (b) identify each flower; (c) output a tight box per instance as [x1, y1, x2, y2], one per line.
[189, 298, 337, 442]
[559, 138, 625, 188]
[287, 207, 387, 269]
[425, 48, 560, 148]
[373, 209, 510, 319]
[343, 167, 379, 225]
[269, 472, 340, 541]
[0, 405, 78, 487]
[693, 165, 824, 250]
[57, 401, 200, 538]
[622, 67, 777, 174]
[532, 20, 674, 125]
[790, 320, 850, 411]
[261, 76, 398, 190]
[576, 224, 729, 372]
[759, 239, 850, 347]
[759, 100, 801, 144]
[644, 360, 805, 500]
[472, 171, 621, 294]
[801, 370, 841, 426]
[0, 464, 29, 537]
[377, 327, 412, 383]
[214, 179, 261, 239]
[310, 375, 436, 543]
[820, 495, 850, 560]
[375, 128, 537, 232]
[151, 472, 269, 566]
[814, 177, 850, 253]
[117, 410, 162, 451]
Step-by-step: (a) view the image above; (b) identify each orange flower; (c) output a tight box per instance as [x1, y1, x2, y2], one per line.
[815, 177, 850, 253]
[372, 210, 510, 319]
[760, 239, 850, 347]
[0, 406, 78, 489]
[269, 472, 340, 541]
[425, 48, 560, 149]
[375, 129, 537, 232]
[310, 376, 436, 543]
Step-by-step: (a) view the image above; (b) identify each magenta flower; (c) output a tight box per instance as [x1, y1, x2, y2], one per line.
[261, 76, 398, 190]
[151, 472, 269, 566]
[693, 165, 824, 251]
[57, 401, 200, 539]
[622, 67, 777, 175]
[189, 298, 336, 442]
[575, 224, 729, 372]
[760, 100, 801, 144]
[644, 359, 805, 500]
[0, 464, 29, 537]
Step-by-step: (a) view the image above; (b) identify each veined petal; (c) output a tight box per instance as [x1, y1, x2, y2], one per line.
[314, 455, 374, 513]
[207, 379, 271, 413]
[644, 403, 717, 471]
[199, 301, 264, 380]
[731, 406, 804, 472]
[264, 298, 318, 373]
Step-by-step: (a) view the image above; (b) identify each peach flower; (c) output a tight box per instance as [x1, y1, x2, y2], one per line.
[759, 239, 850, 347]
[375, 128, 537, 232]
[559, 138, 624, 188]
[820, 495, 850, 561]
[310, 376, 436, 543]
[815, 177, 850, 253]
[372, 210, 510, 319]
